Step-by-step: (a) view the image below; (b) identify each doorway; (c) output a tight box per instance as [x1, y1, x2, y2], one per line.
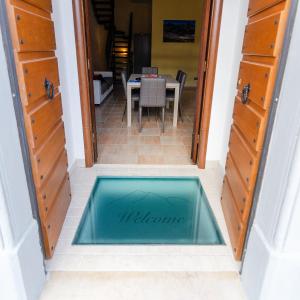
[73, 0, 223, 167]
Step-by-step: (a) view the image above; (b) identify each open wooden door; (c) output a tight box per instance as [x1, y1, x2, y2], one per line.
[221, 0, 292, 260]
[192, 0, 223, 167]
[5, 0, 71, 258]
[73, 0, 98, 166]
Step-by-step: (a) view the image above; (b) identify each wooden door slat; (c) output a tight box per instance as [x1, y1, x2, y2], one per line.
[221, 177, 244, 258]
[22, 0, 52, 12]
[32, 122, 66, 187]
[37, 150, 68, 220]
[226, 154, 250, 222]
[233, 98, 264, 152]
[21, 58, 60, 106]
[248, 0, 284, 16]
[243, 13, 283, 57]
[229, 126, 258, 191]
[28, 93, 63, 150]
[13, 7, 56, 52]
[237, 61, 273, 110]
[42, 176, 71, 257]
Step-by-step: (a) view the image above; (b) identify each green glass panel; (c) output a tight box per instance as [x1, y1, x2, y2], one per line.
[73, 177, 225, 245]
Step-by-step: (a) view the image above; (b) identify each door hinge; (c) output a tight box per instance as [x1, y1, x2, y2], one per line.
[203, 60, 207, 73]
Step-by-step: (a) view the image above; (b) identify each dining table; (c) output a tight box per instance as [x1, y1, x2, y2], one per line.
[126, 74, 180, 128]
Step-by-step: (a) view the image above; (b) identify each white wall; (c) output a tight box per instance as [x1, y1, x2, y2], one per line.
[52, 0, 85, 168]
[0, 31, 45, 300]
[242, 5, 300, 299]
[206, 0, 249, 167]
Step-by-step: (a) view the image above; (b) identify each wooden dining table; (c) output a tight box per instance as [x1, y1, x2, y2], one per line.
[126, 74, 180, 128]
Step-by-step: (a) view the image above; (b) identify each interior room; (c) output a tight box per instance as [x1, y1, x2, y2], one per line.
[89, 0, 203, 164]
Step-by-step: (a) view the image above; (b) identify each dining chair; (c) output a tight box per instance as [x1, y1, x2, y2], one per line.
[121, 71, 140, 122]
[139, 77, 166, 132]
[142, 67, 159, 75]
[166, 71, 187, 122]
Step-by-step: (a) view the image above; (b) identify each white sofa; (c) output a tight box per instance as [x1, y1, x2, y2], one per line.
[93, 71, 114, 105]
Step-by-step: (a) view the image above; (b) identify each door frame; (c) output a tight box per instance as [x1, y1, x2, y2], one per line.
[73, 0, 97, 167]
[74, 0, 224, 168]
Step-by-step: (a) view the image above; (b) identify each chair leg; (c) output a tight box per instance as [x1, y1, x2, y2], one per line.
[122, 104, 126, 122]
[139, 107, 142, 132]
[162, 107, 165, 133]
[179, 103, 183, 122]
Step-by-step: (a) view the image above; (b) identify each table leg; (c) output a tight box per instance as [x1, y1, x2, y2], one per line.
[127, 86, 132, 127]
[173, 86, 179, 128]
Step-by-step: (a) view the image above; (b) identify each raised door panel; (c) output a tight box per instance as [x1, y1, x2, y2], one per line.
[237, 61, 273, 110]
[37, 150, 68, 220]
[228, 126, 258, 191]
[27, 93, 62, 150]
[23, 0, 52, 12]
[233, 99, 265, 152]
[225, 154, 250, 222]
[21, 58, 60, 106]
[248, 0, 284, 16]
[42, 176, 71, 257]
[243, 13, 283, 57]
[32, 122, 66, 188]
[221, 177, 244, 258]
[12, 7, 56, 52]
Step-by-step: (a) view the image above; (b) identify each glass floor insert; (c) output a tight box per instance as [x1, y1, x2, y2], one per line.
[73, 177, 225, 245]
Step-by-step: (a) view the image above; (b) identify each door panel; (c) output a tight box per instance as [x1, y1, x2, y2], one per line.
[248, 0, 284, 16]
[221, 0, 291, 260]
[33, 122, 65, 181]
[226, 154, 250, 222]
[12, 7, 56, 52]
[237, 62, 272, 109]
[43, 176, 71, 255]
[233, 98, 264, 151]
[6, 0, 71, 258]
[21, 58, 60, 105]
[28, 93, 63, 150]
[23, 0, 52, 12]
[37, 151, 68, 220]
[229, 126, 258, 191]
[243, 13, 283, 57]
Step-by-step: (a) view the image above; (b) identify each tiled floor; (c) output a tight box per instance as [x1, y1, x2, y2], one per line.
[40, 271, 246, 300]
[95, 87, 196, 164]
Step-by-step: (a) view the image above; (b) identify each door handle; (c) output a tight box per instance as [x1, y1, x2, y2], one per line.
[44, 78, 54, 100]
[242, 83, 251, 104]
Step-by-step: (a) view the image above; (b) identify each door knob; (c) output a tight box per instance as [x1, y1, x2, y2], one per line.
[242, 83, 251, 104]
[44, 78, 54, 100]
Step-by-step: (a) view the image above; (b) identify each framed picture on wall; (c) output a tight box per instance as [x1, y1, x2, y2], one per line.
[163, 20, 196, 43]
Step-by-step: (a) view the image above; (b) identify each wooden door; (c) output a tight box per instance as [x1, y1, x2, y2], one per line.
[6, 0, 71, 258]
[84, 0, 98, 162]
[192, 0, 223, 167]
[221, 0, 291, 260]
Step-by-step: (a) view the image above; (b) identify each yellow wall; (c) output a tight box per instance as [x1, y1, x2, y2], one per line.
[89, 2, 108, 70]
[115, 0, 152, 34]
[151, 0, 203, 86]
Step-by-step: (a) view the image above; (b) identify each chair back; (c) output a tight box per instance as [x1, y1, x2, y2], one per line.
[179, 72, 187, 98]
[142, 67, 158, 75]
[121, 71, 127, 95]
[176, 70, 183, 82]
[140, 77, 166, 108]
